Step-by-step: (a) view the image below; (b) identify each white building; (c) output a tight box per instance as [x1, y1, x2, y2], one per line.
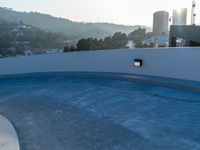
[153, 11, 169, 35]
[143, 35, 169, 47]
[126, 41, 135, 49]
[172, 8, 187, 25]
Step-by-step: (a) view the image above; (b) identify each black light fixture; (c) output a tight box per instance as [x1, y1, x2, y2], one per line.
[134, 59, 143, 67]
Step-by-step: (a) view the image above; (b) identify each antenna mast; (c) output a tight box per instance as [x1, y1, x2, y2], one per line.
[191, 0, 196, 25]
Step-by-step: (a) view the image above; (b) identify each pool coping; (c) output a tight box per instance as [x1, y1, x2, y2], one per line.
[1, 71, 200, 93]
[0, 115, 20, 150]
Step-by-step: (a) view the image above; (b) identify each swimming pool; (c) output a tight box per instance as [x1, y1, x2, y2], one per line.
[0, 73, 200, 150]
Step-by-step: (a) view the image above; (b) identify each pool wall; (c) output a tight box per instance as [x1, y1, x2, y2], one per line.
[0, 48, 200, 82]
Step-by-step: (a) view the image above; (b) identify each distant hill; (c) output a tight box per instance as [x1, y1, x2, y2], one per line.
[0, 20, 67, 57]
[0, 7, 150, 39]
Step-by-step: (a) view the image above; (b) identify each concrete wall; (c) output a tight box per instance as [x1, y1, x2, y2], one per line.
[0, 48, 200, 82]
[170, 25, 200, 41]
[169, 25, 200, 47]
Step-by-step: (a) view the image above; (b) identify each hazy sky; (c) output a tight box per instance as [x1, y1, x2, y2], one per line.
[1, 0, 198, 26]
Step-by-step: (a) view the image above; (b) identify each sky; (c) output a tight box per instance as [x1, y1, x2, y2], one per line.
[1, 0, 199, 26]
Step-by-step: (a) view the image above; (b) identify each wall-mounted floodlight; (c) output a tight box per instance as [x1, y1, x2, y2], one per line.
[134, 59, 143, 67]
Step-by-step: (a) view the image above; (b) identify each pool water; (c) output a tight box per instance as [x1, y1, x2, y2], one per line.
[0, 74, 200, 150]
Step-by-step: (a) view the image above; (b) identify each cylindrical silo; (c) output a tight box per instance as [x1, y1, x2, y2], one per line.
[173, 8, 187, 25]
[153, 11, 169, 35]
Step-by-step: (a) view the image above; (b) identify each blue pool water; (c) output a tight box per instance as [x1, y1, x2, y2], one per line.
[0, 73, 200, 150]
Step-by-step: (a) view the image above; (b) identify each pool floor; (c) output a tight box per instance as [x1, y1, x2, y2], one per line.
[0, 75, 200, 150]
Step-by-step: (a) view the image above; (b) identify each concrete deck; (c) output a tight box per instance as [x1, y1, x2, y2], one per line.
[0, 115, 20, 150]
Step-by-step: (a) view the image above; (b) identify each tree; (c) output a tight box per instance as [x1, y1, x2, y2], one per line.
[103, 36, 112, 49]
[128, 28, 148, 48]
[111, 32, 128, 49]
[64, 45, 77, 52]
[75, 32, 128, 51]
[19, 20, 24, 25]
[69, 45, 76, 51]
[129, 28, 146, 42]
[0, 21, 67, 57]
[76, 39, 91, 50]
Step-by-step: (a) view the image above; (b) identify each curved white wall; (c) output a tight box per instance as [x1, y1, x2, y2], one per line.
[0, 48, 200, 82]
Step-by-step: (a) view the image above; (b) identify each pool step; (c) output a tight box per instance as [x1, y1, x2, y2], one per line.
[0, 115, 20, 150]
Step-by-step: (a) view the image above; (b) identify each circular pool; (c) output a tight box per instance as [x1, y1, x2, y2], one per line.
[0, 73, 200, 150]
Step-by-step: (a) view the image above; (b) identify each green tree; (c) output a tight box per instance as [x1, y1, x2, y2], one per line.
[111, 32, 128, 49]
[76, 32, 128, 51]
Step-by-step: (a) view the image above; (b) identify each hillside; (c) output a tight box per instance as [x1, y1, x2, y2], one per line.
[0, 7, 149, 39]
[0, 21, 67, 57]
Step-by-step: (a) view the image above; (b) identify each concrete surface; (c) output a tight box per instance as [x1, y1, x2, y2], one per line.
[0, 74, 200, 150]
[0, 115, 20, 150]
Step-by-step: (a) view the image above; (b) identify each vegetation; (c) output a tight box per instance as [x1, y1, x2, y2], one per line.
[129, 28, 156, 48]
[0, 7, 149, 39]
[64, 32, 128, 52]
[64, 28, 155, 52]
[0, 20, 66, 57]
[0, 7, 155, 57]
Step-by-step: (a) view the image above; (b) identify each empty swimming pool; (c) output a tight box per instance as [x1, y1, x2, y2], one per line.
[0, 73, 200, 150]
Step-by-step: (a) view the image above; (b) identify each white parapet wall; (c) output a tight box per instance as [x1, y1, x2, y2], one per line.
[0, 48, 200, 82]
